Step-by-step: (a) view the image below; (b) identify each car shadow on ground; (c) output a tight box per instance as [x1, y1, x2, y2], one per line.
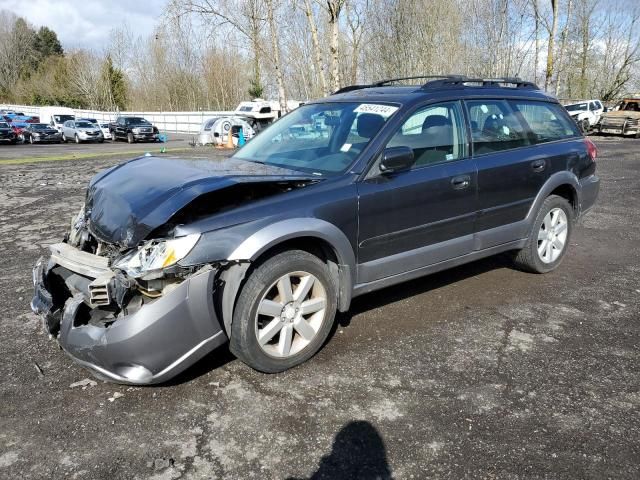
[167, 254, 514, 385]
[338, 253, 514, 327]
[286, 420, 393, 480]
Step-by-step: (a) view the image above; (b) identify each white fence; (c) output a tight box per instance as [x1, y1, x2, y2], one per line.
[0, 104, 236, 134]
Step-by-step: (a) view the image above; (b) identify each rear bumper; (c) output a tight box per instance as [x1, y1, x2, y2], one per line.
[579, 174, 600, 217]
[31, 250, 227, 385]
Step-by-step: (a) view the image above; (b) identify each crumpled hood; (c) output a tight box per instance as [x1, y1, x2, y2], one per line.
[86, 155, 316, 247]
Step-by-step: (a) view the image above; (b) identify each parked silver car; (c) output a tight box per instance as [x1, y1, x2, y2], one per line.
[62, 120, 104, 143]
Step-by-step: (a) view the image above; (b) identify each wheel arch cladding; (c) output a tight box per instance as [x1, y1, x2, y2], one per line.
[220, 219, 355, 333]
[526, 171, 580, 225]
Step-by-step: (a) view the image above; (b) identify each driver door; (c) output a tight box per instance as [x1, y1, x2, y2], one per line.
[356, 101, 477, 284]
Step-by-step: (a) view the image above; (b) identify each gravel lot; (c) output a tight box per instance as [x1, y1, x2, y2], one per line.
[0, 137, 638, 479]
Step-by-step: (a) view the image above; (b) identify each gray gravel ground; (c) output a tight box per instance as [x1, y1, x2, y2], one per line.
[0, 137, 638, 479]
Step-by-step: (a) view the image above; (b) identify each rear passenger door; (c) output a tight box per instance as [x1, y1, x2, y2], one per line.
[467, 99, 581, 249]
[466, 99, 549, 249]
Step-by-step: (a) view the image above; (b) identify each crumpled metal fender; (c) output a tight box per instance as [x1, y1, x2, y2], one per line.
[205, 218, 356, 333]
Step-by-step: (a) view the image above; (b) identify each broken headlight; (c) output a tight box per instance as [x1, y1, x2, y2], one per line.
[114, 234, 200, 278]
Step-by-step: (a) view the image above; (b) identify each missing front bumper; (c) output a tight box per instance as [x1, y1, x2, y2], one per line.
[31, 250, 228, 385]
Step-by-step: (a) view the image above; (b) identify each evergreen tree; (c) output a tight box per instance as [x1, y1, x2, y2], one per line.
[100, 54, 127, 110]
[34, 26, 63, 58]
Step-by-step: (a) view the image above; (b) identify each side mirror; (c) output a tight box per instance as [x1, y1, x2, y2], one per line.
[379, 146, 415, 174]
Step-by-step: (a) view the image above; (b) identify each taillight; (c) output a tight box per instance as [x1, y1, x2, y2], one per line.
[585, 138, 597, 162]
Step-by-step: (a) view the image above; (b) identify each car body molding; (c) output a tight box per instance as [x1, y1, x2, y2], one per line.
[227, 218, 355, 312]
[525, 171, 580, 223]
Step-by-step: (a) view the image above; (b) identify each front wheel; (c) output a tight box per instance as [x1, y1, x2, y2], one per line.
[230, 250, 337, 373]
[580, 119, 590, 134]
[513, 195, 573, 274]
[62, 133, 67, 142]
[74, 134, 80, 144]
[127, 133, 134, 144]
[29, 135, 34, 144]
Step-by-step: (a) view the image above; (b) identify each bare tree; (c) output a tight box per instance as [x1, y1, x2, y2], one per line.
[266, 0, 287, 112]
[545, 0, 559, 90]
[326, 0, 346, 91]
[302, 0, 328, 96]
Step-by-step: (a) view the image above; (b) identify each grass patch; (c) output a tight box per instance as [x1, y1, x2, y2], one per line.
[0, 146, 194, 165]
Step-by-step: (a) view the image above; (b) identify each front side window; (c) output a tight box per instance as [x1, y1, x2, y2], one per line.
[466, 100, 529, 154]
[386, 102, 466, 168]
[233, 102, 398, 175]
[512, 101, 580, 143]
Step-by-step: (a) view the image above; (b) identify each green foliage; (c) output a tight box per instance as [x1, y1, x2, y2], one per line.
[100, 55, 127, 110]
[34, 27, 63, 58]
[248, 78, 264, 99]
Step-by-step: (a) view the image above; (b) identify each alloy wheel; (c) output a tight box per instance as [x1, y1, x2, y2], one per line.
[254, 271, 327, 358]
[537, 207, 568, 264]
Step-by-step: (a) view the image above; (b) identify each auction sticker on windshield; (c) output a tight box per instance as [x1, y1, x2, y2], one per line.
[354, 104, 399, 117]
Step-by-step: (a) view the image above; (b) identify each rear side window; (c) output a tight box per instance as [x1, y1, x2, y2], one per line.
[466, 100, 529, 155]
[512, 101, 580, 144]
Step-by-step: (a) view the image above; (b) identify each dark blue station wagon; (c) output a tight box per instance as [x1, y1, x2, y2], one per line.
[32, 76, 600, 384]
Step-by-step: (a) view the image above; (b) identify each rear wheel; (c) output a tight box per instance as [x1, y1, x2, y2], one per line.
[230, 250, 337, 373]
[513, 195, 573, 274]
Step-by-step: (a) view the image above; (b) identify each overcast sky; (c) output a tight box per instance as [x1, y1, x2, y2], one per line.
[0, 0, 167, 48]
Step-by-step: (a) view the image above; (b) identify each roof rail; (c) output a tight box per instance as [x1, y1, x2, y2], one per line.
[422, 76, 539, 90]
[332, 84, 372, 95]
[372, 75, 467, 87]
[333, 75, 540, 95]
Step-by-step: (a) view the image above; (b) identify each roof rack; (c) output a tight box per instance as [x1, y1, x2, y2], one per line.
[421, 76, 539, 90]
[333, 75, 539, 95]
[373, 75, 467, 87]
[332, 75, 467, 94]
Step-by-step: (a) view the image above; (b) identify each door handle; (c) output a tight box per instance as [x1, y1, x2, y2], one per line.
[451, 175, 471, 190]
[531, 159, 546, 172]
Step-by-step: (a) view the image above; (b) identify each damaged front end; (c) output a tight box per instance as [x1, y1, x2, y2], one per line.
[31, 208, 228, 385]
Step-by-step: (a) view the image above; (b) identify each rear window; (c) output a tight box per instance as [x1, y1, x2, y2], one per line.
[512, 101, 580, 143]
[466, 100, 529, 155]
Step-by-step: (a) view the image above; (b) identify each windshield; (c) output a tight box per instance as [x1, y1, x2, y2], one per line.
[0, 122, 8, 128]
[32, 124, 50, 130]
[233, 102, 398, 175]
[76, 121, 94, 128]
[126, 117, 150, 125]
[54, 115, 74, 123]
[565, 103, 588, 112]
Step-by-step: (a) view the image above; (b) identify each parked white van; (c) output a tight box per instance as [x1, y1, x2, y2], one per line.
[39, 107, 76, 132]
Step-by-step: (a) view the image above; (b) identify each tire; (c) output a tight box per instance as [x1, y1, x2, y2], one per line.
[29, 135, 34, 144]
[230, 250, 338, 373]
[581, 119, 590, 134]
[513, 195, 573, 274]
[62, 133, 67, 142]
[127, 133, 134, 144]
[75, 134, 80, 144]
[99, 139, 104, 143]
